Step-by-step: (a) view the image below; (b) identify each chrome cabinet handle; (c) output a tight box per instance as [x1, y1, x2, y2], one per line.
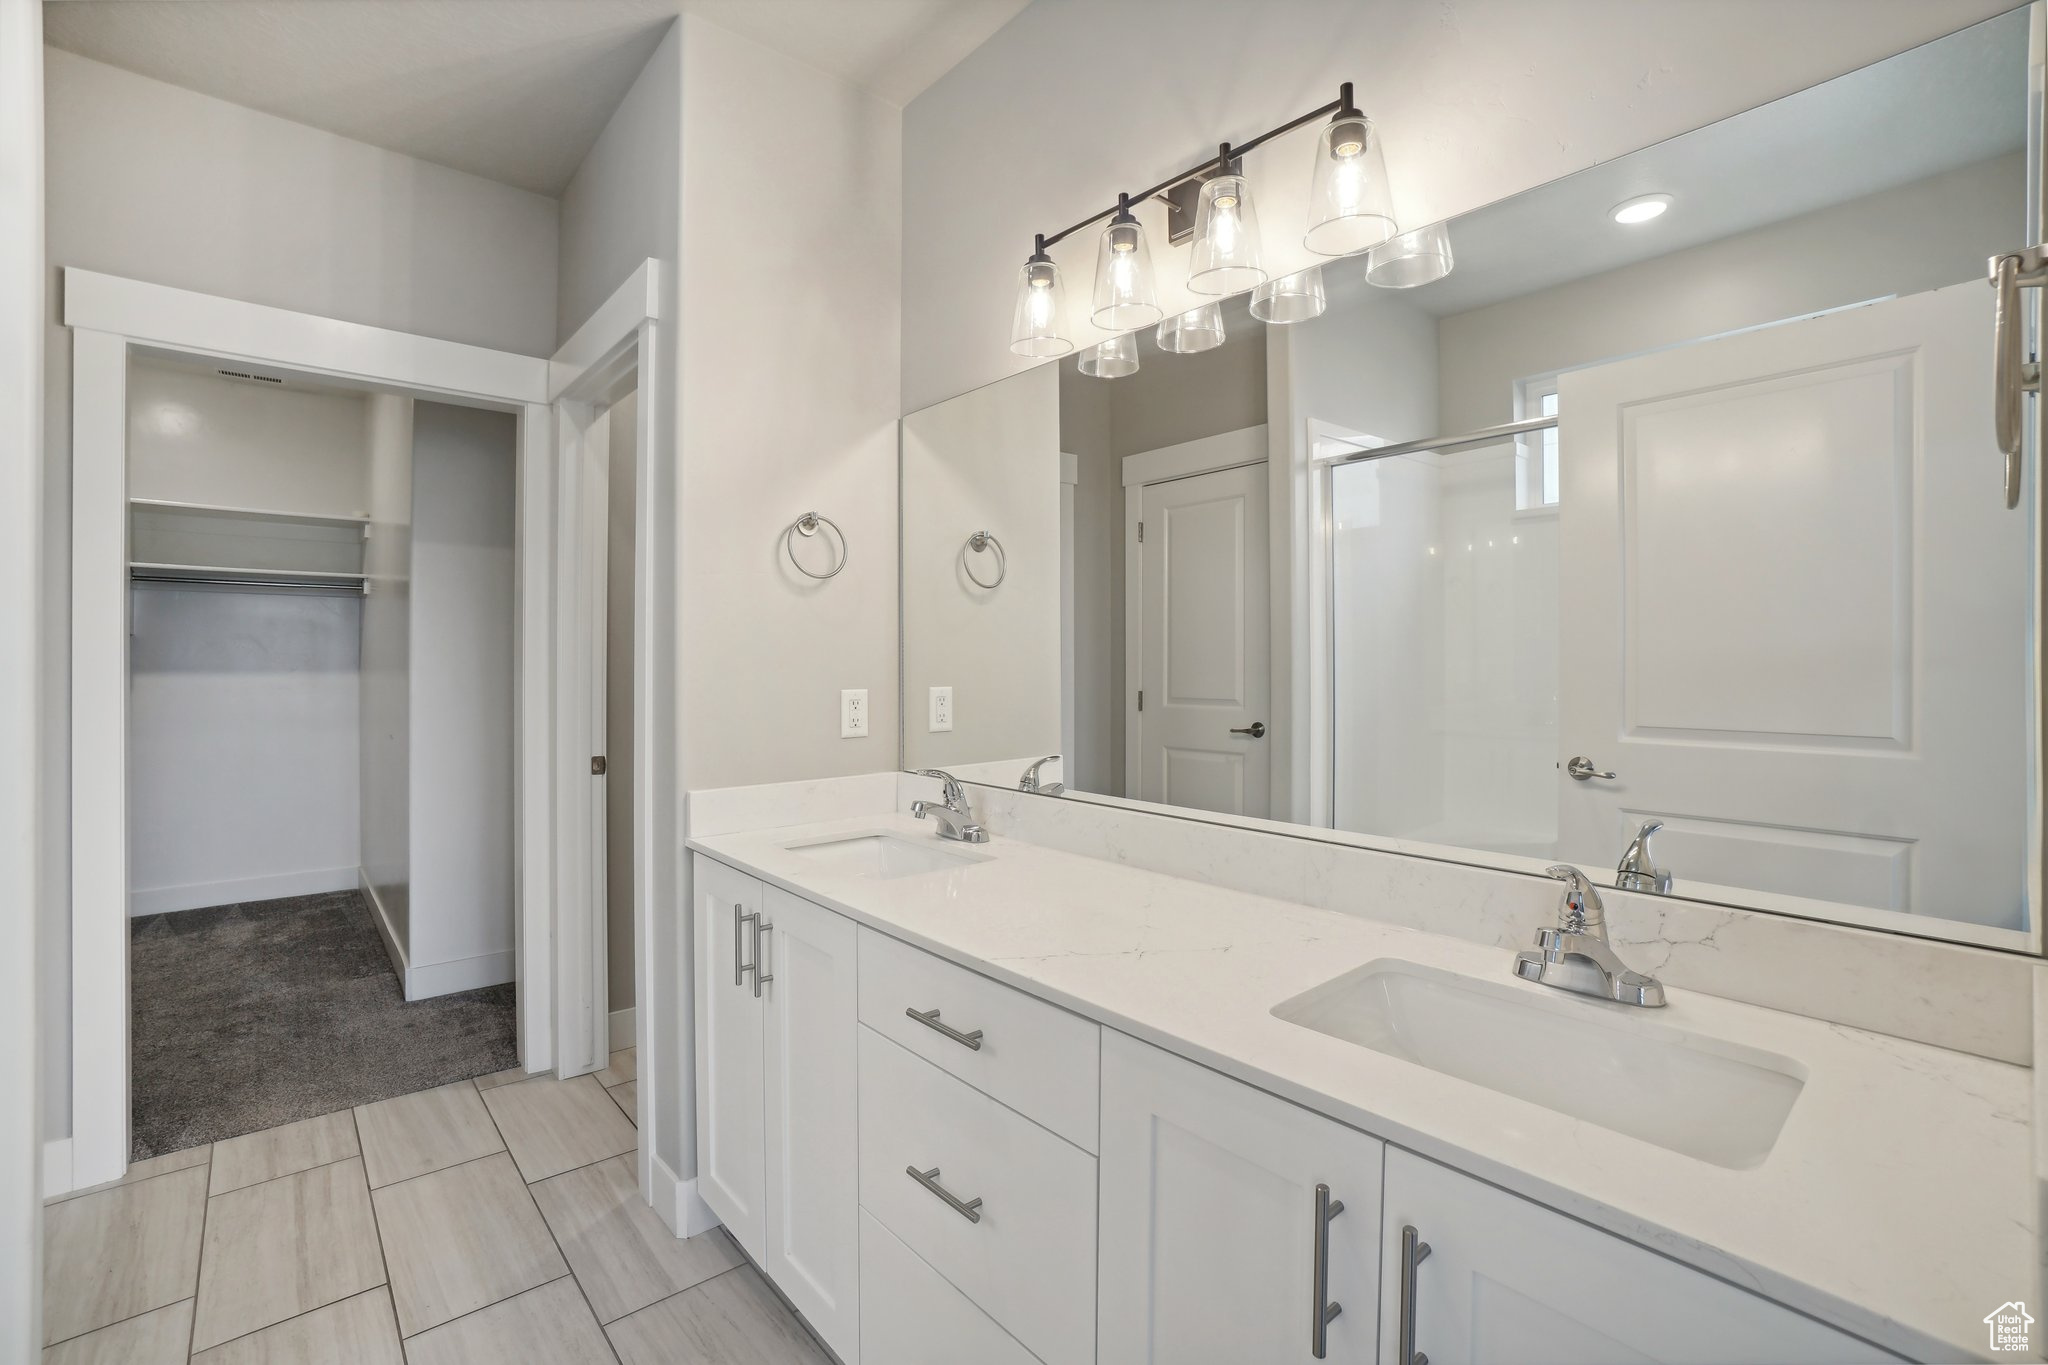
[1230, 721, 1267, 738]
[1310, 1183, 1345, 1359]
[1992, 246, 2046, 509]
[906, 1166, 982, 1223]
[1564, 755, 1615, 782]
[906, 1006, 983, 1051]
[734, 906, 757, 988]
[753, 918, 772, 999]
[1397, 1223, 1432, 1365]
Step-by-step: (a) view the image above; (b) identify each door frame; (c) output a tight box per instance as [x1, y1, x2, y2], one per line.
[1120, 424, 1268, 800]
[60, 264, 660, 1192]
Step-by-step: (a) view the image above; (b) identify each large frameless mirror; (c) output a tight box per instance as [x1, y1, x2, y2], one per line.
[900, 6, 2042, 950]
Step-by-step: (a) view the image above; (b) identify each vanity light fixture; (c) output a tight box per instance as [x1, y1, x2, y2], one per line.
[1610, 193, 1672, 225]
[1366, 221, 1455, 288]
[1250, 266, 1327, 323]
[1078, 333, 1140, 379]
[1008, 234, 1073, 358]
[1304, 85, 1395, 255]
[1157, 302, 1225, 354]
[1010, 82, 1368, 347]
[1091, 194, 1162, 329]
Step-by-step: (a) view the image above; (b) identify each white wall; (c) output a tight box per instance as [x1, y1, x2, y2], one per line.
[41, 48, 559, 1140]
[128, 361, 371, 516]
[129, 590, 363, 913]
[902, 362, 1062, 771]
[407, 402, 516, 987]
[360, 393, 413, 958]
[2, 5, 43, 1349]
[1058, 367, 1120, 795]
[899, 0, 2012, 411]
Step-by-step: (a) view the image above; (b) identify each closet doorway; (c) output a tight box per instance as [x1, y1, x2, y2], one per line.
[62, 265, 661, 1193]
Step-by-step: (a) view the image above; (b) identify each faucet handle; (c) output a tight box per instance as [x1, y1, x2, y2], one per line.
[1019, 754, 1060, 791]
[1543, 864, 1607, 935]
[1615, 820, 1672, 894]
[916, 768, 966, 808]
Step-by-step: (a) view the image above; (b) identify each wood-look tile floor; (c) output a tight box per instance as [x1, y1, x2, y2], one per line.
[42, 1052, 832, 1365]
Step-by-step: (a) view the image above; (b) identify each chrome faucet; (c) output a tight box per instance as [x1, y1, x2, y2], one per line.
[1019, 754, 1064, 796]
[1615, 819, 1671, 894]
[1512, 865, 1666, 1007]
[910, 769, 989, 844]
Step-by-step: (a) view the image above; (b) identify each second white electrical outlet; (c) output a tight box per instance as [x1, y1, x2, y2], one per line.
[928, 685, 954, 733]
[841, 688, 868, 738]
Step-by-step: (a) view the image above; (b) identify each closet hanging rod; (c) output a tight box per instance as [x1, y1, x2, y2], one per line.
[129, 568, 367, 595]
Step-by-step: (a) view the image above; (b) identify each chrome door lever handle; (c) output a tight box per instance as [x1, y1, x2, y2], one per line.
[1564, 756, 1615, 781]
[1230, 721, 1267, 738]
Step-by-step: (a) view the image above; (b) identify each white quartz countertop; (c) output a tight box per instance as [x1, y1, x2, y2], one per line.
[688, 814, 2035, 1362]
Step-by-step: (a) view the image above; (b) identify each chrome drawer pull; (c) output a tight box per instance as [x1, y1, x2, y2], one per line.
[753, 918, 773, 999]
[906, 1165, 982, 1223]
[1397, 1222, 1432, 1365]
[734, 905, 758, 988]
[1311, 1182, 1345, 1358]
[906, 1006, 984, 1051]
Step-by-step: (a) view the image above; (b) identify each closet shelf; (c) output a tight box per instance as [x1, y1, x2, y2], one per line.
[128, 497, 370, 529]
[129, 561, 368, 594]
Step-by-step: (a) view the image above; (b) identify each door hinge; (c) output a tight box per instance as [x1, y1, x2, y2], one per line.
[591, 755, 607, 775]
[1137, 521, 1144, 542]
[1137, 690, 1144, 712]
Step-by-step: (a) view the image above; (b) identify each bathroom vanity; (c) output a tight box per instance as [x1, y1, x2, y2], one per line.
[689, 794, 2031, 1365]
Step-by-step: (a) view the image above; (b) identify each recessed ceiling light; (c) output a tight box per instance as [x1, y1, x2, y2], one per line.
[1611, 194, 1672, 225]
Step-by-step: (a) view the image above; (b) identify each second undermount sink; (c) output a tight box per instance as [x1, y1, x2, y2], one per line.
[782, 832, 988, 880]
[1272, 960, 1805, 1169]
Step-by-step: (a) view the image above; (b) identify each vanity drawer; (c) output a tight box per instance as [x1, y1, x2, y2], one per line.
[858, 1026, 1096, 1365]
[858, 927, 1100, 1151]
[860, 1209, 1041, 1365]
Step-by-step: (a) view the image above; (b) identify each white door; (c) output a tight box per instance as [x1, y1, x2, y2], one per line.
[1557, 282, 2027, 925]
[692, 854, 766, 1260]
[1133, 463, 1272, 816]
[1379, 1148, 1893, 1364]
[761, 887, 860, 1363]
[1098, 1032, 1382, 1364]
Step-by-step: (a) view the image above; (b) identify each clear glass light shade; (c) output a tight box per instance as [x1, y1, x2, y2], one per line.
[1187, 173, 1266, 296]
[1250, 266, 1326, 324]
[1009, 256, 1073, 358]
[1156, 303, 1225, 354]
[1365, 221, 1455, 288]
[1091, 216, 1162, 330]
[1304, 115, 1395, 256]
[1077, 333, 1139, 379]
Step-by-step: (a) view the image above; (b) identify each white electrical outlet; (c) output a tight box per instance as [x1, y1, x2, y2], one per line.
[840, 688, 868, 738]
[928, 685, 953, 732]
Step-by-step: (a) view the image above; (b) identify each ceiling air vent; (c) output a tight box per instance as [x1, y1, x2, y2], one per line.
[216, 368, 283, 384]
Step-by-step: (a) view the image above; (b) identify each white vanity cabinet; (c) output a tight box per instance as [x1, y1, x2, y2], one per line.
[1379, 1148, 1899, 1365]
[1097, 1032, 1385, 1364]
[690, 856, 860, 1363]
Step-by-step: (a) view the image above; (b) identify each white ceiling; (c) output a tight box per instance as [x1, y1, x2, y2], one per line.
[42, 0, 1029, 196]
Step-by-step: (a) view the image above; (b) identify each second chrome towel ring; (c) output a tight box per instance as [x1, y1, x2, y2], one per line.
[963, 530, 1007, 589]
[785, 512, 847, 581]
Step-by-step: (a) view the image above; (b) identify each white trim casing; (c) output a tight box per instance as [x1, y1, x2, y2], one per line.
[651, 1152, 724, 1239]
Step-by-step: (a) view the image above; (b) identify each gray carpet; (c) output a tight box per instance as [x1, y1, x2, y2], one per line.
[130, 889, 518, 1160]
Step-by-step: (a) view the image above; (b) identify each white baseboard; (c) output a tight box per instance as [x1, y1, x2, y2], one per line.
[406, 949, 515, 1000]
[130, 865, 358, 916]
[359, 870, 410, 985]
[609, 1006, 635, 1052]
[43, 1138, 73, 1200]
[651, 1153, 723, 1239]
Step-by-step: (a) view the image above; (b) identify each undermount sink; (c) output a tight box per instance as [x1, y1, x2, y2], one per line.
[782, 832, 987, 880]
[1272, 960, 1805, 1169]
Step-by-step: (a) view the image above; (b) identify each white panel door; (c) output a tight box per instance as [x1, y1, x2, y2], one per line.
[691, 854, 766, 1260]
[1557, 283, 2027, 924]
[1379, 1148, 1898, 1364]
[1098, 1032, 1382, 1364]
[1135, 463, 1272, 816]
[761, 887, 861, 1364]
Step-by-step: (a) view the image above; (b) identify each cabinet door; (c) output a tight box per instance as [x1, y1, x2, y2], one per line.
[762, 886, 860, 1363]
[1098, 1032, 1383, 1364]
[1379, 1148, 1900, 1364]
[692, 855, 766, 1261]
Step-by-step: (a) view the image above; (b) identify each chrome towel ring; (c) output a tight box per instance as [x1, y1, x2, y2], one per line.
[784, 512, 847, 580]
[964, 530, 1006, 589]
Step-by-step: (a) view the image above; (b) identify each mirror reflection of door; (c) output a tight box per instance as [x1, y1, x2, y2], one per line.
[1557, 281, 2026, 924]
[1130, 462, 1271, 817]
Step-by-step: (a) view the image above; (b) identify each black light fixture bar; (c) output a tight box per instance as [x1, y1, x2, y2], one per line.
[1032, 82, 1360, 253]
